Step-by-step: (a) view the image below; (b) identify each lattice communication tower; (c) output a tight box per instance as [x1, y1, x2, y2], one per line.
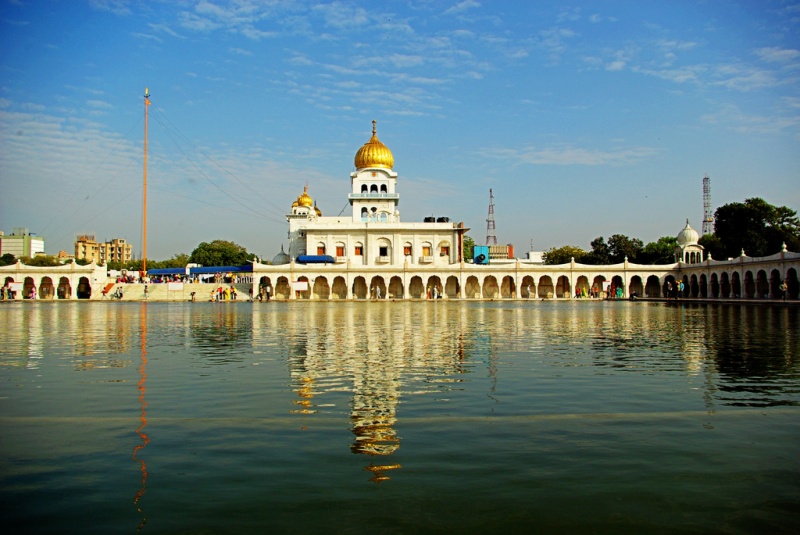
[702, 174, 713, 235]
[486, 188, 497, 245]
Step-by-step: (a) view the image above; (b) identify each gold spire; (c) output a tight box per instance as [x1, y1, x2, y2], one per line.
[354, 120, 394, 170]
[292, 184, 314, 208]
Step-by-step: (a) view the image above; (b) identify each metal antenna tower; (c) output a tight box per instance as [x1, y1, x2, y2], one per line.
[702, 174, 713, 235]
[486, 188, 497, 245]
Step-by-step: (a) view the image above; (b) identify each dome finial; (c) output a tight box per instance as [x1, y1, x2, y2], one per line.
[372, 119, 377, 136]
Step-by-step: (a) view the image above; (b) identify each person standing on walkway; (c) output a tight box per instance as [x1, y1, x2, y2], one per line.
[780, 280, 787, 301]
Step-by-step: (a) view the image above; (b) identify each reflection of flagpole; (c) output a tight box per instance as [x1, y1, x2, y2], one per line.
[132, 303, 149, 528]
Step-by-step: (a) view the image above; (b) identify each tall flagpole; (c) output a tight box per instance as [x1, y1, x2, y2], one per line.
[143, 88, 150, 274]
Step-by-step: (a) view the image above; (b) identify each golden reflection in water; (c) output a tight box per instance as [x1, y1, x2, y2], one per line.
[132, 304, 149, 529]
[279, 303, 476, 482]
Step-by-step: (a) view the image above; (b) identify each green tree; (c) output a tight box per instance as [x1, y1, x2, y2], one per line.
[0, 253, 15, 266]
[190, 240, 255, 266]
[584, 237, 610, 265]
[462, 235, 475, 261]
[161, 253, 190, 268]
[607, 234, 644, 263]
[714, 198, 800, 257]
[543, 245, 587, 265]
[639, 236, 679, 264]
[19, 255, 61, 267]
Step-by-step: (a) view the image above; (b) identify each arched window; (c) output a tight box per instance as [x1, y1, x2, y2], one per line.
[370, 184, 378, 193]
[316, 242, 326, 256]
[361, 208, 368, 222]
[380, 184, 387, 193]
[361, 184, 368, 193]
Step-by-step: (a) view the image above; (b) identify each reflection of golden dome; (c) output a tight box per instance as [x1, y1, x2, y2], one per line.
[354, 120, 394, 170]
[292, 185, 314, 209]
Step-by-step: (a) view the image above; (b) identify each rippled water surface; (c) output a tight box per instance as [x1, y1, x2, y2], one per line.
[1, 301, 799, 533]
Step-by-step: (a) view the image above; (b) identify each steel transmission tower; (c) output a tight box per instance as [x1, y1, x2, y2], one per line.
[702, 174, 713, 235]
[486, 188, 497, 245]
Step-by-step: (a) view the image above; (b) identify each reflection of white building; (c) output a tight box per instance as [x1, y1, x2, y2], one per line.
[284, 121, 465, 267]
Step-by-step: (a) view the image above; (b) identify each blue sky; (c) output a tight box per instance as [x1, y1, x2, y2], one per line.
[1, 0, 799, 260]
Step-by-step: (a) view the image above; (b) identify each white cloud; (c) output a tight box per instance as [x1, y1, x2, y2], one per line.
[755, 47, 800, 64]
[443, 1, 481, 16]
[485, 144, 659, 166]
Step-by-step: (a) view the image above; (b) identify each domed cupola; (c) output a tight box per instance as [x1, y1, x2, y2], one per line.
[676, 219, 699, 246]
[354, 120, 394, 170]
[272, 245, 290, 265]
[292, 185, 314, 209]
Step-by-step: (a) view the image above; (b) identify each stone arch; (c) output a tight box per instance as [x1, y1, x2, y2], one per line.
[699, 274, 708, 298]
[743, 271, 755, 298]
[575, 276, 590, 297]
[361, 184, 368, 193]
[332, 276, 347, 299]
[756, 270, 769, 298]
[58, 276, 71, 299]
[380, 184, 387, 193]
[720, 272, 731, 298]
[556, 275, 570, 298]
[629, 275, 643, 297]
[663, 275, 677, 299]
[370, 276, 387, 299]
[296, 276, 311, 299]
[445, 276, 459, 298]
[465, 276, 480, 299]
[483, 275, 499, 298]
[39, 276, 55, 299]
[23, 277, 35, 299]
[313, 276, 330, 299]
[732, 272, 741, 298]
[409, 276, 424, 298]
[360, 208, 368, 222]
[389, 276, 404, 299]
[370, 184, 378, 193]
[521, 275, 536, 298]
[710, 273, 719, 298]
[427, 275, 443, 298]
[611, 275, 624, 299]
[500, 275, 515, 298]
[77, 277, 92, 299]
[769, 269, 781, 299]
[538, 275, 554, 298]
[352, 276, 368, 299]
[645, 275, 661, 298]
[592, 276, 605, 297]
[786, 268, 799, 299]
[690, 274, 699, 298]
[275, 276, 291, 299]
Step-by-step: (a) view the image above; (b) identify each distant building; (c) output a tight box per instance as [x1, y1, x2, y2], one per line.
[0, 228, 45, 258]
[74, 235, 133, 264]
[57, 250, 75, 263]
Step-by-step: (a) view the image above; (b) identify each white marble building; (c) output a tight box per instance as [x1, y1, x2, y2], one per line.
[283, 121, 466, 268]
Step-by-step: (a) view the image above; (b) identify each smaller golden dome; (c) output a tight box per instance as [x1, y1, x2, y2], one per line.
[293, 185, 313, 209]
[354, 120, 394, 170]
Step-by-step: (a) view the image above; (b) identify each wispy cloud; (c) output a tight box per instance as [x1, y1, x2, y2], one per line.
[443, 1, 481, 16]
[485, 143, 660, 166]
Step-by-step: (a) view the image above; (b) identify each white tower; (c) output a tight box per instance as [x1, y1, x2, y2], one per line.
[349, 120, 399, 223]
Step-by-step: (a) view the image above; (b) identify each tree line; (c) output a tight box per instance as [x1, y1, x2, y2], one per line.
[542, 197, 799, 265]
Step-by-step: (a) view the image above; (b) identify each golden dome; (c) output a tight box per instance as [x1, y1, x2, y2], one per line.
[292, 185, 313, 208]
[354, 120, 394, 170]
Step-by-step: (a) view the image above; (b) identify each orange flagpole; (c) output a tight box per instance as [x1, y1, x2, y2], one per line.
[143, 88, 150, 274]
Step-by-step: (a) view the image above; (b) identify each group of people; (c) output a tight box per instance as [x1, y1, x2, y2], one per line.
[211, 286, 240, 301]
[665, 281, 685, 300]
[573, 286, 602, 299]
